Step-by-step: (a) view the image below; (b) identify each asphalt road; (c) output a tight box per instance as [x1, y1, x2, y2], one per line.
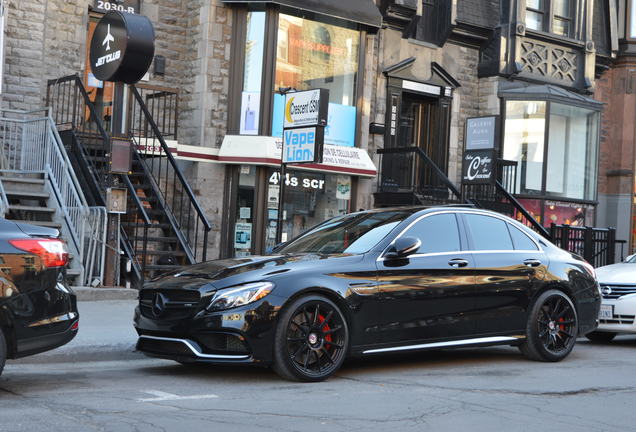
[1, 337, 635, 432]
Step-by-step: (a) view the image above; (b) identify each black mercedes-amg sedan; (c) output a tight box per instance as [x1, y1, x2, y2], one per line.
[135, 207, 600, 381]
[0, 218, 78, 376]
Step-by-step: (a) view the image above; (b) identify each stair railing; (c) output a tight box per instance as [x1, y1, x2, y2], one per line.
[129, 84, 212, 263]
[378, 146, 463, 204]
[0, 108, 107, 285]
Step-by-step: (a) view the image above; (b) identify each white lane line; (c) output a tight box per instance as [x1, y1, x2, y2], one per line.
[138, 390, 219, 402]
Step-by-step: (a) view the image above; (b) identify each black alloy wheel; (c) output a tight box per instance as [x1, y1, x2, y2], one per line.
[520, 289, 578, 362]
[273, 295, 349, 382]
[585, 331, 617, 343]
[0, 329, 6, 377]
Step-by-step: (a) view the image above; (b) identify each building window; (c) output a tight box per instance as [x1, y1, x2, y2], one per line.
[271, 14, 360, 146]
[240, 11, 266, 135]
[526, 0, 575, 37]
[503, 100, 600, 203]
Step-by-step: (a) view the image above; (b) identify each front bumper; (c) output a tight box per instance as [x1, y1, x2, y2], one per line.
[596, 295, 636, 334]
[134, 295, 285, 365]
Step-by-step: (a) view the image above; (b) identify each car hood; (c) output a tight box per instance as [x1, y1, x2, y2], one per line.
[144, 253, 363, 291]
[595, 263, 636, 284]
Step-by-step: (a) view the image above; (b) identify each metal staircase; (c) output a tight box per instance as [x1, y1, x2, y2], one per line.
[0, 109, 107, 286]
[47, 75, 212, 287]
[375, 146, 620, 267]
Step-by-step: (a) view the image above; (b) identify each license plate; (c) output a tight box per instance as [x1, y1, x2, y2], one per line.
[599, 304, 613, 319]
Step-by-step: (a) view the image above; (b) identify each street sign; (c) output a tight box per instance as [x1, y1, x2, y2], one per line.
[283, 89, 329, 128]
[89, 11, 155, 84]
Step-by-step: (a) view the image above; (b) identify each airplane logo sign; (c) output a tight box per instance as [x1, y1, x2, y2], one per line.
[102, 24, 115, 51]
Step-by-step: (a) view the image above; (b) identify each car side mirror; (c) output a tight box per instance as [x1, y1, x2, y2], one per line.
[384, 236, 421, 259]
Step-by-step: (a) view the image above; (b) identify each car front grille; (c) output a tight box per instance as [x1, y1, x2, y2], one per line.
[600, 284, 636, 299]
[139, 289, 202, 320]
[599, 314, 636, 325]
[196, 333, 249, 354]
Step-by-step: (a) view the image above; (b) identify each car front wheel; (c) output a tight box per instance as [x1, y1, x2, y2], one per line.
[519, 289, 578, 362]
[585, 331, 616, 343]
[273, 295, 349, 382]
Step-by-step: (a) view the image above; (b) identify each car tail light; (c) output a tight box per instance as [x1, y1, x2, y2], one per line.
[9, 238, 69, 268]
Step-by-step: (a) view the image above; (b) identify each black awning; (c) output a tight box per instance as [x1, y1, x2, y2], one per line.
[222, 0, 382, 30]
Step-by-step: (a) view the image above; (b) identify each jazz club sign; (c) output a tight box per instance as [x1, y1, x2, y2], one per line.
[282, 89, 329, 164]
[89, 10, 155, 84]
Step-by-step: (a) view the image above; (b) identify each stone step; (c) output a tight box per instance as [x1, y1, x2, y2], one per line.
[9, 220, 62, 229]
[4, 190, 50, 199]
[8, 205, 56, 213]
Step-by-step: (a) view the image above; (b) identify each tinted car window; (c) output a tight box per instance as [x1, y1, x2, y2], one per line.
[402, 213, 461, 254]
[508, 224, 539, 251]
[465, 214, 514, 251]
[278, 211, 412, 254]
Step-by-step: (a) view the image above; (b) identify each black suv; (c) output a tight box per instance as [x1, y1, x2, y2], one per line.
[0, 218, 78, 375]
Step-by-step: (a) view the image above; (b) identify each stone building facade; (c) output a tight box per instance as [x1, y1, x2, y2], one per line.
[0, 0, 621, 267]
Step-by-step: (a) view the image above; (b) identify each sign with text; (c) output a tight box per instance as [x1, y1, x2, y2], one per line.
[283, 89, 329, 128]
[462, 149, 497, 185]
[93, 0, 140, 14]
[89, 11, 155, 84]
[283, 127, 324, 164]
[465, 116, 499, 150]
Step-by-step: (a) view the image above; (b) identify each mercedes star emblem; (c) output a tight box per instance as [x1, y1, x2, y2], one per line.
[152, 293, 168, 317]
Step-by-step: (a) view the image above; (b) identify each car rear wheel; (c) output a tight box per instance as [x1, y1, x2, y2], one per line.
[585, 331, 616, 343]
[273, 295, 348, 382]
[0, 330, 6, 377]
[519, 289, 578, 362]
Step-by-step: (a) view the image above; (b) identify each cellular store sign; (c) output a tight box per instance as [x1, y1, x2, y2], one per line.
[89, 11, 155, 84]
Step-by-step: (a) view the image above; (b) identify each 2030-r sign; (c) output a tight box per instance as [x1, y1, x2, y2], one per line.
[94, 1, 138, 14]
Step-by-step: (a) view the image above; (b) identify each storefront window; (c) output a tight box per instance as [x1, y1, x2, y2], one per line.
[265, 168, 351, 252]
[503, 100, 599, 203]
[272, 14, 360, 147]
[240, 11, 266, 135]
[503, 101, 547, 195]
[546, 103, 598, 201]
[233, 166, 257, 257]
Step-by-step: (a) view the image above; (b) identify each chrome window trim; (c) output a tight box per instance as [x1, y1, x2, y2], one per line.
[362, 336, 523, 355]
[378, 209, 544, 262]
[139, 335, 250, 360]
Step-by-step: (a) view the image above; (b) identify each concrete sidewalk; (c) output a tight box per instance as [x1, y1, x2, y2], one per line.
[11, 299, 144, 364]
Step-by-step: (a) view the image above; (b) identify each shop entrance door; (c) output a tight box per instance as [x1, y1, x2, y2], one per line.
[398, 93, 449, 194]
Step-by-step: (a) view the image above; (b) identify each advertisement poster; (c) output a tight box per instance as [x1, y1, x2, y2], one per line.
[336, 175, 351, 200]
[234, 223, 252, 249]
[240, 91, 260, 135]
[273, 94, 356, 147]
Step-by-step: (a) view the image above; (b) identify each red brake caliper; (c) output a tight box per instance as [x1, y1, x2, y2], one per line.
[318, 315, 332, 348]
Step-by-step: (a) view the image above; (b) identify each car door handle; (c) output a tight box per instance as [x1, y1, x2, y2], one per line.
[448, 259, 469, 268]
[524, 259, 542, 267]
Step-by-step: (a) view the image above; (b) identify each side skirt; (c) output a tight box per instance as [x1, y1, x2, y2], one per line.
[361, 336, 525, 355]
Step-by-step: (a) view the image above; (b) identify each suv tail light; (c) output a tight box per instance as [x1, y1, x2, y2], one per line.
[9, 238, 69, 268]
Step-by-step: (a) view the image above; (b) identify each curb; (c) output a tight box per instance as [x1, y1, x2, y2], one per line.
[11, 343, 145, 365]
[72, 287, 139, 302]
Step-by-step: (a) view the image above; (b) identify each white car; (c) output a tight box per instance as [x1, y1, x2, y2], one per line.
[587, 254, 636, 342]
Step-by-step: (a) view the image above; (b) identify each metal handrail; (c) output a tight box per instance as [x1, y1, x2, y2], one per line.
[378, 146, 463, 201]
[130, 86, 212, 232]
[495, 181, 551, 239]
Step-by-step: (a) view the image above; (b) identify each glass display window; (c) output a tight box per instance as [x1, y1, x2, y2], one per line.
[265, 168, 351, 252]
[233, 165, 257, 257]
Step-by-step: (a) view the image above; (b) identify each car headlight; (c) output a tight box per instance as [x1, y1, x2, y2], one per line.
[207, 282, 274, 312]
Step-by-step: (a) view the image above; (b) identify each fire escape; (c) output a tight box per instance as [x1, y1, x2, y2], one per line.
[47, 75, 212, 287]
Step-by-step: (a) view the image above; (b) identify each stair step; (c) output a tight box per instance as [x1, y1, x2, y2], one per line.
[131, 236, 178, 242]
[139, 250, 186, 257]
[122, 222, 172, 229]
[0, 177, 46, 185]
[10, 220, 62, 229]
[4, 190, 50, 199]
[8, 205, 56, 213]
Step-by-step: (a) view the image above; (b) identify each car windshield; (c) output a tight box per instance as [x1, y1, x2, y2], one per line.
[276, 210, 413, 255]
[627, 255, 636, 263]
